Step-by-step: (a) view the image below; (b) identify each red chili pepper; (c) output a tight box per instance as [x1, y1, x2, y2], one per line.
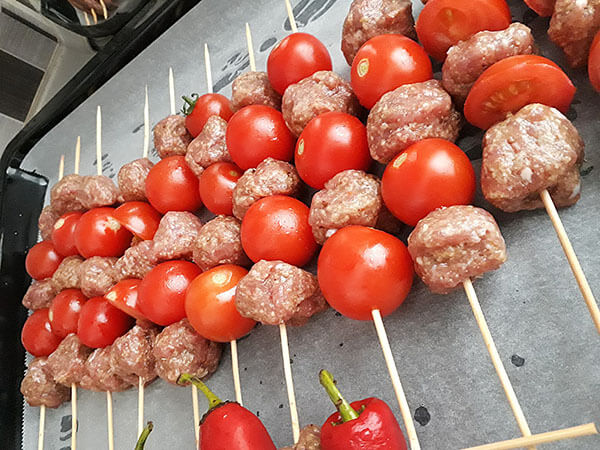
[178, 374, 277, 450]
[319, 370, 407, 450]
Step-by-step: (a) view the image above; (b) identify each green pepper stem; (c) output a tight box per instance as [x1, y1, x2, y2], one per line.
[177, 373, 222, 410]
[319, 370, 360, 423]
[134, 421, 153, 450]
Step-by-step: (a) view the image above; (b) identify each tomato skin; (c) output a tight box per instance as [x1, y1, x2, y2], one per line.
[138, 261, 201, 326]
[381, 139, 475, 227]
[267, 32, 332, 95]
[241, 195, 317, 267]
[77, 297, 133, 348]
[74, 207, 133, 258]
[524, 0, 555, 17]
[199, 163, 243, 216]
[185, 93, 233, 137]
[295, 112, 372, 189]
[145, 156, 203, 214]
[22, 308, 63, 356]
[51, 212, 82, 257]
[185, 265, 255, 342]
[226, 105, 295, 170]
[351, 34, 433, 109]
[317, 226, 414, 321]
[25, 240, 64, 280]
[464, 55, 576, 129]
[113, 202, 161, 240]
[105, 279, 147, 321]
[49, 289, 86, 338]
[589, 31, 600, 92]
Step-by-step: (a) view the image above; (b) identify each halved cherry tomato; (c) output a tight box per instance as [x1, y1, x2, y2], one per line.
[51, 211, 82, 257]
[267, 32, 332, 95]
[199, 162, 243, 216]
[381, 139, 475, 226]
[295, 112, 372, 189]
[105, 279, 147, 321]
[524, 0, 555, 17]
[145, 155, 203, 213]
[589, 31, 600, 92]
[74, 207, 132, 258]
[416, 0, 512, 61]
[49, 289, 86, 338]
[183, 93, 233, 138]
[317, 226, 414, 321]
[25, 240, 63, 280]
[77, 297, 133, 348]
[113, 202, 161, 240]
[226, 105, 295, 170]
[464, 55, 576, 129]
[185, 265, 255, 342]
[22, 308, 63, 356]
[351, 34, 433, 109]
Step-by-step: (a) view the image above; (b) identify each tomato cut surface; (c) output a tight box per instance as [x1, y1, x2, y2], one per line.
[183, 93, 233, 138]
[77, 297, 133, 348]
[25, 240, 63, 280]
[49, 289, 86, 338]
[199, 162, 243, 216]
[51, 211, 82, 257]
[22, 308, 63, 356]
[589, 31, 600, 92]
[113, 202, 161, 240]
[105, 279, 147, 321]
[145, 156, 203, 213]
[75, 207, 132, 258]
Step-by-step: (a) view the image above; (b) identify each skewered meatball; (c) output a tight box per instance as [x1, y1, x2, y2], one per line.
[408, 206, 507, 294]
[79, 175, 120, 209]
[21, 357, 70, 408]
[231, 71, 282, 111]
[281, 425, 322, 450]
[46, 334, 92, 386]
[39, 206, 59, 240]
[118, 158, 154, 202]
[51, 256, 84, 291]
[185, 116, 231, 177]
[50, 174, 85, 215]
[80, 256, 119, 297]
[153, 115, 192, 159]
[192, 216, 250, 271]
[153, 212, 203, 261]
[481, 103, 583, 212]
[23, 279, 57, 310]
[110, 324, 159, 386]
[115, 240, 157, 280]
[83, 346, 132, 392]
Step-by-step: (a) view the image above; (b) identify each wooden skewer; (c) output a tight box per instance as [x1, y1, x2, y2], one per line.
[74, 136, 81, 175]
[143, 86, 150, 159]
[284, 0, 298, 32]
[38, 405, 45, 450]
[107, 391, 114, 450]
[99, 0, 108, 20]
[279, 323, 300, 443]
[58, 155, 65, 181]
[138, 377, 144, 439]
[245, 23, 256, 72]
[168, 67, 176, 116]
[204, 44, 213, 94]
[71, 383, 77, 450]
[90, 8, 98, 25]
[83, 12, 91, 26]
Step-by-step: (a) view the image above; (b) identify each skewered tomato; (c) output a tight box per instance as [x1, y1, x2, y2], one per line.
[25, 240, 63, 280]
[183, 93, 233, 138]
[22, 308, 63, 356]
[199, 162, 243, 216]
[524, 0, 555, 17]
[49, 289, 86, 338]
[105, 279, 146, 321]
[51, 211, 82, 257]
[351, 34, 433, 109]
[146, 156, 203, 213]
[74, 207, 132, 258]
[113, 202, 161, 240]
[77, 297, 133, 348]
[589, 31, 600, 92]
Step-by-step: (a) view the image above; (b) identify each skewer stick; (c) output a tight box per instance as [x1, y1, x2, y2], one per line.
[284, 0, 298, 33]
[143, 86, 150, 159]
[96, 106, 102, 176]
[107, 391, 114, 450]
[38, 405, 45, 450]
[540, 189, 600, 334]
[58, 155, 65, 181]
[71, 383, 77, 450]
[279, 323, 300, 443]
[231, 339, 243, 405]
[99, 0, 108, 20]
[245, 23, 256, 72]
[168, 67, 176, 115]
[74, 136, 81, 175]
[90, 8, 98, 25]
[138, 377, 144, 439]
[83, 12, 90, 26]
[204, 44, 213, 94]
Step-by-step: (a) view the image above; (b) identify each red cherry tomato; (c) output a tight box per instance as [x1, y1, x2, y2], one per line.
[416, 0, 512, 61]
[318, 226, 414, 321]
[184, 93, 233, 138]
[267, 32, 332, 95]
[589, 31, 600, 92]
[381, 139, 475, 226]
[51, 211, 82, 257]
[77, 297, 133, 348]
[295, 112, 372, 189]
[138, 261, 201, 326]
[351, 34, 433, 109]
[74, 207, 132, 258]
[199, 162, 243, 216]
[145, 156, 203, 214]
[21, 308, 63, 356]
[524, 0, 555, 17]
[105, 279, 147, 321]
[241, 195, 317, 267]
[464, 55, 576, 130]
[25, 240, 64, 280]
[113, 202, 161, 240]
[185, 265, 256, 342]
[226, 105, 295, 170]
[49, 289, 86, 338]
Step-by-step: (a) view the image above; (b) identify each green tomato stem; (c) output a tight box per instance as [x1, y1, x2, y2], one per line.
[319, 370, 359, 423]
[134, 421, 153, 450]
[177, 373, 222, 410]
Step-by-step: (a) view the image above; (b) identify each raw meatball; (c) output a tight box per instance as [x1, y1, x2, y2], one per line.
[408, 206, 507, 294]
[46, 334, 92, 386]
[83, 346, 132, 392]
[153, 318, 222, 385]
[21, 357, 70, 408]
[118, 158, 153, 202]
[50, 174, 85, 215]
[231, 71, 282, 111]
[235, 260, 328, 326]
[341, 0, 416, 65]
[115, 240, 157, 280]
[232, 158, 301, 219]
[52, 256, 83, 291]
[282, 71, 361, 136]
[192, 216, 250, 271]
[23, 279, 57, 310]
[110, 324, 159, 386]
[281, 425, 321, 450]
[481, 104, 583, 212]
[79, 175, 120, 209]
[153, 212, 203, 261]
[80, 256, 118, 297]
[185, 116, 231, 177]
[153, 115, 192, 159]
[39, 206, 59, 241]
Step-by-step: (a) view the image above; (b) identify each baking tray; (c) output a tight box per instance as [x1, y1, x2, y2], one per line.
[17, 0, 600, 448]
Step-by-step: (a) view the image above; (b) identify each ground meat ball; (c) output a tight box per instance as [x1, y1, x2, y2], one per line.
[118, 158, 153, 202]
[442, 23, 536, 106]
[481, 104, 583, 212]
[39, 206, 59, 240]
[231, 71, 282, 112]
[80, 256, 118, 297]
[192, 216, 250, 271]
[50, 174, 85, 215]
[341, 0, 416, 65]
[115, 240, 157, 280]
[375, 205, 403, 236]
[153, 318, 222, 385]
[84, 346, 132, 392]
[185, 116, 231, 177]
[235, 260, 328, 326]
[232, 158, 301, 219]
[153, 115, 192, 159]
[281, 425, 322, 450]
[46, 334, 92, 386]
[52, 256, 83, 291]
[282, 71, 361, 137]
[367, 80, 461, 163]
[22, 279, 57, 310]
[153, 212, 203, 261]
[21, 357, 70, 408]
[110, 324, 159, 386]
[79, 175, 120, 209]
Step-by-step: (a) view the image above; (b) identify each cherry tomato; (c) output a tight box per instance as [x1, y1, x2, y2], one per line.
[318, 226, 414, 321]
[138, 261, 201, 326]
[113, 202, 161, 240]
[464, 55, 576, 130]
[351, 34, 433, 109]
[241, 195, 317, 267]
[77, 297, 133, 348]
[226, 105, 295, 170]
[416, 0, 512, 61]
[381, 139, 475, 226]
[49, 289, 86, 338]
[185, 265, 255, 342]
[295, 112, 372, 189]
[589, 31, 600, 92]
[25, 240, 63, 280]
[267, 32, 332, 95]
[105, 279, 147, 321]
[524, 0, 555, 17]
[74, 207, 132, 258]
[145, 155, 203, 213]
[51, 211, 82, 257]
[21, 308, 63, 356]
[183, 93, 233, 138]
[199, 162, 243, 216]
